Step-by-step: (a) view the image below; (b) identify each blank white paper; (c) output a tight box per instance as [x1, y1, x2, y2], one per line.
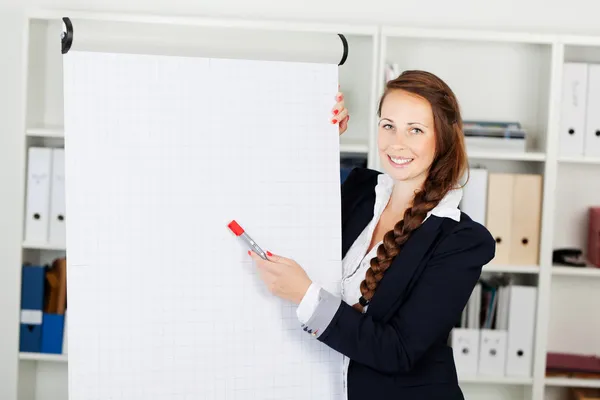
[63, 51, 343, 400]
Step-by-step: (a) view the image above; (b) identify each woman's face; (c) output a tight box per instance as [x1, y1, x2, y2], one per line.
[377, 89, 437, 184]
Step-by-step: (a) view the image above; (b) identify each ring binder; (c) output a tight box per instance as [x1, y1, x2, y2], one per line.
[59, 16, 349, 65]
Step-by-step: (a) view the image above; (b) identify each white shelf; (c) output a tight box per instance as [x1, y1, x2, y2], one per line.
[26, 126, 64, 138]
[19, 352, 67, 363]
[483, 264, 540, 274]
[381, 25, 555, 44]
[468, 150, 546, 162]
[558, 155, 600, 165]
[22, 241, 66, 251]
[544, 377, 600, 388]
[9, 8, 600, 400]
[340, 142, 369, 153]
[551, 265, 600, 278]
[459, 375, 534, 385]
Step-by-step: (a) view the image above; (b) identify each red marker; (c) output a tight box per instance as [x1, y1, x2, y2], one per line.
[227, 220, 268, 260]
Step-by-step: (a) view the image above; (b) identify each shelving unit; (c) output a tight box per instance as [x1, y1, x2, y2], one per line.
[8, 8, 600, 400]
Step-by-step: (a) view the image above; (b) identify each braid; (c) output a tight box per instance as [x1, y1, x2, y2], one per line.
[353, 175, 450, 312]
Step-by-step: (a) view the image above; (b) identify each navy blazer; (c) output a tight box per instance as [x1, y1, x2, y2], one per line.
[316, 167, 496, 399]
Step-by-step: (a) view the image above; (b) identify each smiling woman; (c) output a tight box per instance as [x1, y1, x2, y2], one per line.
[249, 69, 495, 400]
[378, 90, 437, 181]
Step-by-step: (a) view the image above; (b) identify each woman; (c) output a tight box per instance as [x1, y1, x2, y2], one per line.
[249, 70, 496, 399]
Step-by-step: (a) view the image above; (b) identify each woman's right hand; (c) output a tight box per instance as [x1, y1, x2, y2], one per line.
[332, 90, 349, 136]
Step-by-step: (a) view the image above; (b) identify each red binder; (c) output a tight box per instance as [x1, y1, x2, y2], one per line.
[547, 352, 600, 374]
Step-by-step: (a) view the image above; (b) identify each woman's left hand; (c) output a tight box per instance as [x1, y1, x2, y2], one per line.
[248, 251, 312, 305]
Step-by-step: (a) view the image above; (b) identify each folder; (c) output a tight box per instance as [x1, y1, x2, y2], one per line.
[559, 63, 587, 157]
[478, 330, 507, 376]
[460, 168, 488, 226]
[41, 314, 65, 354]
[505, 285, 537, 377]
[486, 174, 514, 264]
[477, 281, 509, 376]
[20, 265, 46, 353]
[589, 207, 600, 267]
[452, 329, 480, 376]
[451, 283, 481, 377]
[584, 64, 600, 158]
[509, 174, 542, 265]
[48, 148, 66, 245]
[24, 147, 53, 243]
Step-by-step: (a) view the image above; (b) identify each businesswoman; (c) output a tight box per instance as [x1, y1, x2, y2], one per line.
[249, 70, 496, 399]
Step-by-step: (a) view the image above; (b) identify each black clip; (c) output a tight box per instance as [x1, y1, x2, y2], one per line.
[338, 34, 348, 66]
[552, 248, 587, 267]
[61, 17, 73, 54]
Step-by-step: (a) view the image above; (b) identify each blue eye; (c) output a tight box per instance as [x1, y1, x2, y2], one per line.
[382, 124, 393, 130]
[410, 127, 423, 134]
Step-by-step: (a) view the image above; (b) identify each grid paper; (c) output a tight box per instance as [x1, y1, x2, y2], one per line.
[63, 51, 343, 400]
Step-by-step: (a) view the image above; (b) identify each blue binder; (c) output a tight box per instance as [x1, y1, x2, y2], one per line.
[19, 265, 46, 353]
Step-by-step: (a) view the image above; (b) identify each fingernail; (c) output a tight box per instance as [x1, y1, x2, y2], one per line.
[248, 250, 251, 256]
[333, 109, 339, 115]
[332, 119, 338, 124]
[267, 251, 273, 256]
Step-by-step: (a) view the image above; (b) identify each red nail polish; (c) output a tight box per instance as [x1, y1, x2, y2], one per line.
[248, 250, 251, 256]
[332, 119, 338, 124]
[267, 251, 273, 256]
[333, 109, 339, 115]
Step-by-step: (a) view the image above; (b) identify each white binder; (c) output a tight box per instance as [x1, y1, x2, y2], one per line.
[460, 168, 488, 226]
[584, 64, 600, 158]
[451, 283, 481, 377]
[24, 147, 53, 243]
[478, 285, 509, 376]
[505, 285, 537, 377]
[451, 328, 480, 377]
[559, 63, 588, 157]
[478, 330, 507, 376]
[49, 148, 66, 245]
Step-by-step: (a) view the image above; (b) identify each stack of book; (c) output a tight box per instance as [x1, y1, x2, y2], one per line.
[463, 121, 527, 153]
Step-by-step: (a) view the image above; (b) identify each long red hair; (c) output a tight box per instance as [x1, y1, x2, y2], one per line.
[354, 70, 468, 312]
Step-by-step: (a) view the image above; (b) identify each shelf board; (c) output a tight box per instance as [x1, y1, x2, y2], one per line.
[483, 264, 540, 274]
[468, 150, 546, 161]
[381, 26, 555, 44]
[22, 241, 66, 251]
[558, 155, 600, 165]
[26, 126, 64, 138]
[340, 142, 369, 154]
[459, 375, 533, 385]
[19, 352, 67, 362]
[552, 265, 600, 278]
[545, 377, 600, 388]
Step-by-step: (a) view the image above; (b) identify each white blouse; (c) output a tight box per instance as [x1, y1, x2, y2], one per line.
[296, 172, 463, 398]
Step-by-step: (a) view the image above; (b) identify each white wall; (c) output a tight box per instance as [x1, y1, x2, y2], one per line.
[2, 1, 600, 400]
[10, 0, 600, 33]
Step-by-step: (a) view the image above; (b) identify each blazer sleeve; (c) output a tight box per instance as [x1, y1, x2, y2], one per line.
[301, 222, 495, 374]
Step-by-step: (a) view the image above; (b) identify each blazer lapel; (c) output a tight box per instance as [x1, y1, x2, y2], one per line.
[367, 215, 445, 321]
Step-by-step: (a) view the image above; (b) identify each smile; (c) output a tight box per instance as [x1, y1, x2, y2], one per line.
[387, 155, 414, 167]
